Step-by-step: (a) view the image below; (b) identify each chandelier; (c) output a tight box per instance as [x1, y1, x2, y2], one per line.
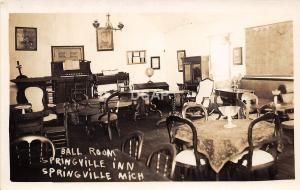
[92, 13, 124, 31]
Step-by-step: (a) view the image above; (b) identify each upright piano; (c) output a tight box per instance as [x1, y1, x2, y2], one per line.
[51, 60, 93, 103]
[51, 60, 130, 103]
[11, 60, 130, 104]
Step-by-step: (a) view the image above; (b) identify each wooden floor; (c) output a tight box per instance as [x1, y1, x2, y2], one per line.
[65, 108, 295, 181]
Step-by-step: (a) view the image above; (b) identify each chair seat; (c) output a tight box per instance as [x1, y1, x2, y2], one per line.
[43, 113, 57, 122]
[175, 149, 206, 166]
[44, 125, 65, 133]
[99, 113, 118, 123]
[231, 149, 274, 167]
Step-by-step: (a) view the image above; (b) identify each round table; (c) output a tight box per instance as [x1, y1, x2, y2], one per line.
[155, 90, 188, 114]
[120, 89, 164, 121]
[14, 104, 32, 114]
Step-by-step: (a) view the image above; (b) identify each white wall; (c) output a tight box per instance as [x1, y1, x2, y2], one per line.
[9, 11, 300, 103]
[164, 11, 300, 89]
[9, 13, 167, 104]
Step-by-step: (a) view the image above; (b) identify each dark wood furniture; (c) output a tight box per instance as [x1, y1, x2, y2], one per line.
[133, 82, 169, 90]
[230, 112, 281, 180]
[94, 72, 129, 85]
[98, 92, 120, 140]
[121, 130, 144, 161]
[11, 77, 52, 105]
[166, 115, 209, 180]
[146, 143, 176, 180]
[51, 60, 93, 103]
[182, 56, 209, 92]
[175, 117, 277, 175]
[214, 88, 254, 105]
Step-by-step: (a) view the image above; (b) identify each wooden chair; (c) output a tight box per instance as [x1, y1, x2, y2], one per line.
[121, 130, 144, 161]
[43, 103, 70, 149]
[146, 143, 177, 180]
[25, 86, 58, 123]
[13, 110, 44, 138]
[10, 135, 56, 181]
[11, 135, 56, 166]
[241, 92, 260, 120]
[230, 112, 281, 180]
[182, 78, 217, 119]
[166, 115, 209, 180]
[98, 91, 120, 140]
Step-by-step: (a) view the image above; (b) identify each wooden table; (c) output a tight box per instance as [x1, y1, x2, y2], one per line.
[215, 88, 254, 105]
[11, 149, 169, 182]
[175, 119, 275, 173]
[120, 89, 164, 121]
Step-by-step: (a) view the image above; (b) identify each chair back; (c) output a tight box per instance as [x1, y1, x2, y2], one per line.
[44, 102, 70, 149]
[241, 92, 259, 114]
[11, 135, 56, 165]
[182, 102, 208, 120]
[146, 143, 176, 179]
[104, 91, 120, 110]
[196, 78, 214, 107]
[25, 87, 44, 112]
[166, 115, 208, 170]
[237, 112, 280, 169]
[121, 131, 144, 160]
[104, 91, 120, 120]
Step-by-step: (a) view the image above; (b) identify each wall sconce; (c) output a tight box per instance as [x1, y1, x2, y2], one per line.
[92, 13, 124, 31]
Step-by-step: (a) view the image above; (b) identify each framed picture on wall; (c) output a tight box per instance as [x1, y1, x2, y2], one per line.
[127, 50, 146, 64]
[96, 27, 114, 51]
[151, 56, 160, 69]
[233, 47, 242, 65]
[51, 46, 84, 62]
[177, 50, 186, 72]
[15, 27, 37, 51]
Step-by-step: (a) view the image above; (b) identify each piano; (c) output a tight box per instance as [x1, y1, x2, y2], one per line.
[11, 60, 130, 104]
[51, 60, 94, 103]
[51, 60, 130, 103]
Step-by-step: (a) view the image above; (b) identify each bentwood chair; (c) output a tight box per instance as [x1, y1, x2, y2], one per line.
[121, 130, 144, 161]
[98, 91, 120, 140]
[166, 115, 209, 180]
[146, 143, 177, 180]
[230, 112, 281, 180]
[10, 135, 56, 181]
[11, 135, 56, 166]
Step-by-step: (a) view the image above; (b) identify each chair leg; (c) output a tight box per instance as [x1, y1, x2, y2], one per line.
[107, 123, 112, 141]
[155, 118, 166, 127]
[115, 121, 120, 137]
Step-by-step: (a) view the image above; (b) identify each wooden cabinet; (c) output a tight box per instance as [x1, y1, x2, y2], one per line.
[182, 56, 209, 92]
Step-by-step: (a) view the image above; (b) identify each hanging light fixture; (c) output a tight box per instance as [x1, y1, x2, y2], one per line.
[92, 13, 124, 31]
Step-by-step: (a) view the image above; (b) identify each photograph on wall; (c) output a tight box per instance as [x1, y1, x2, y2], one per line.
[15, 27, 37, 51]
[151, 56, 160, 69]
[96, 27, 114, 51]
[127, 50, 146, 64]
[51, 46, 84, 62]
[233, 47, 242, 65]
